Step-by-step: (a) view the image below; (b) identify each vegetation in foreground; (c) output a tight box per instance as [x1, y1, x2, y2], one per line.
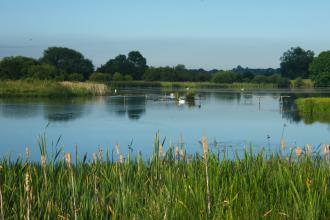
[0, 80, 109, 98]
[0, 135, 329, 219]
[296, 97, 330, 124]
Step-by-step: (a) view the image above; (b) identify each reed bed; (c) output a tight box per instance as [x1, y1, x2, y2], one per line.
[0, 135, 329, 219]
[0, 80, 109, 98]
[296, 97, 330, 124]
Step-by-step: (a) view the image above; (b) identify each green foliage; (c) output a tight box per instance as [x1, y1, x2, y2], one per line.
[40, 47, 94, 80]
[293, 77, 305, 88]
[112, 72, 123, 81]
[123, 74, 133, 81]
[67, 73, 84, 82]
[127, 51, 148, 80]
[280, 47, 314, 79]
[97, 51, 147, 80]
[142, 66, 212, 82]
[309, 51, 330, 87]
[296, 98, 330, 123]
[0, 136, 329, 219]
[277, 77, 291, 88]
[0, 56, 39, 80]
[89, 72, 112, 82]
[211, 71, 241, 83]
[26, 64, 61, 80]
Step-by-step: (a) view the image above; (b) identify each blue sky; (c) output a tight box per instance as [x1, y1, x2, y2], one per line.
[1, 0, 330, 69]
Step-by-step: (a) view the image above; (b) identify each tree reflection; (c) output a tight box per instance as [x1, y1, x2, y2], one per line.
[106, 96, 146, 120]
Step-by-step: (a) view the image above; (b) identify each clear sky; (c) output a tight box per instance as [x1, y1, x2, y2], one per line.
[1, 0, 330, 69]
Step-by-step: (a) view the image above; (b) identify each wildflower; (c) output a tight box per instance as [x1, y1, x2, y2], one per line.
[295, 147, 302, 157]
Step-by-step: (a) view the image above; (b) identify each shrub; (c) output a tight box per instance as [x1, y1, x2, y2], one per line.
[123, 75, 133, 81]
[112, 72, 123, 81]
[211, 71, 241, 83]
[68, 73, 84, 82]
[89, 72, 111, 82]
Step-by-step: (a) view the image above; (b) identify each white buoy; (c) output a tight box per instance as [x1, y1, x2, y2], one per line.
[114, 89, 117, 94]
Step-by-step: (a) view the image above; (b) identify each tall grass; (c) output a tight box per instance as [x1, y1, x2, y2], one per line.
[0, 135, 329, 219]
[0, 80, 109, 98]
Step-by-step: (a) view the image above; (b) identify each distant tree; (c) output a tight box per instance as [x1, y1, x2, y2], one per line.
[252, 75, 268, 83]
[277, 77, 291, 88]
[98, 55, 131, 75]
[280, 47, 314, 79]
[242, 71, 255, 81]
[40, 47, 94, 79]
[112, 72, 123, 81]
[0, 56, 38, 80]
[309, 50, 330, 87]
[123, 75, 133, 81]
[68, 73, 84, 82]
[211, 71, 241, 83]
[27, 64, 60, 80]
[127, 51, 147, 80]
[89, 72, 112, 82]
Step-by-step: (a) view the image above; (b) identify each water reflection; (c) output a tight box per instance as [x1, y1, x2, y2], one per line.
[106, 96, 146, 120]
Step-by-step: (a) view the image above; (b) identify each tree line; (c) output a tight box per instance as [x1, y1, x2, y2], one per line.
[0, 46, 329, 87]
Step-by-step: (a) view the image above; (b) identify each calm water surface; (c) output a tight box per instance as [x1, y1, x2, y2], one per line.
[0, 88, 329, 160]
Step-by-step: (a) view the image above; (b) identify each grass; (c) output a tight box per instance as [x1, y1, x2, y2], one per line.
[0, 134, 329, 219]
[0, 80, 109, 98]
[296, 97, 330, 124]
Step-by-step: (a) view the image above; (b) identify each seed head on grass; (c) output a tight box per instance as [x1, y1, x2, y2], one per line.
[295, 147, 302, 157]
[280, 139, 286, 151]
[307, 144, 312, 154]
[159, 144, 164, 161]
[65, 153, 72, 168]
[41, 155, 46, 168]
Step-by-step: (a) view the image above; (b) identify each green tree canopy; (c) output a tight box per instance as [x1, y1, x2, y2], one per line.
[309, 51, 330, 87]
[97, 55, 131, 75]
[127, 51, 147, 80]
[27, 64, 61, 80]
[40, 47, 94, 79]
[97, 51, 147, 80]
[280, 47, 314, 79]
[211, 71, 241, 83]
[0, 56, 38, 80]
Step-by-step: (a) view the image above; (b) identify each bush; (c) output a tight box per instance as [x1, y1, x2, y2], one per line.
[26, 64, 59, 80]
[123, 75, 133, 81]
[89, 72, 111, 82]
[277, 77, 291, 88]
[68, 73, 84, 82]
[112, 72, 123, 81]
[313, 72, 330, 87]
[252, 75, 268, 83]
[293, 77, 305, 88]
[211, 71, 241, 83]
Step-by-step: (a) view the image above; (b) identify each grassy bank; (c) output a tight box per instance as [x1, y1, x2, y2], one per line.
[0, 80, 109, 98]
[296, 97, 330, 124]
[0, 135, 329, 219]
[110, 81, 278, 89]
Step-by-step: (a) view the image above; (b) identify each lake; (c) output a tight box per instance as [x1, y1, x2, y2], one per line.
[0, 88, 329, 161]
